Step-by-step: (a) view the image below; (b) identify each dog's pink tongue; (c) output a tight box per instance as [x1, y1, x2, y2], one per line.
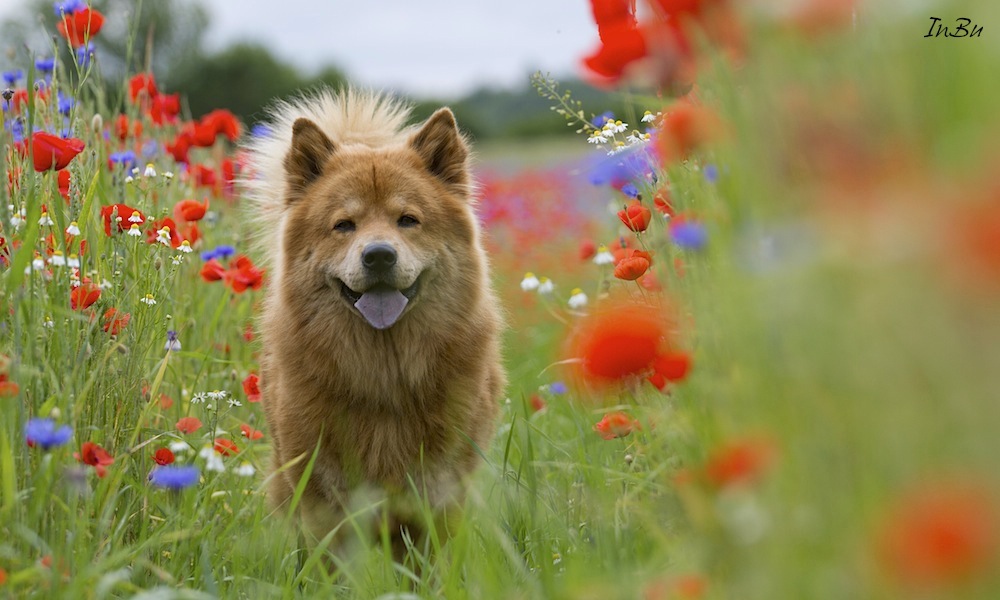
[354, 287, 409, 329]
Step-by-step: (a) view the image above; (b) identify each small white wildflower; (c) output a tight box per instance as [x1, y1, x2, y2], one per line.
[235, 462, 256, 477]
[169, 440, 192, 454]
[568, 288, 588, 309]
[38, 212, 54, 226]
[131, 167, 140, 176]
[65, 221, 81, 236]
[199, 446, 225, 473]
[192, 392, 208, 404]
[520, 272, 540, 292]
[143, 163, 157, 177]
[587, 131, 607, 144]
[608, 141, 628, 155]
[156, 226, 172, 246]
[593, 245, 615, 265]
[163, 171, 174, 180]
[537, 277, 555, 295]
[611, 119, 629, 133]
[48, 251, 66, 266]
[227, 397, 243, 408]
[42, 316, 54, 329]
[626, 132, 649, 145]
[99, 279, 112, 290]
[208, 390, 228, 401]
[641, 110, 657, 123]
[171, 255, 183, 266]
[140, 293, 156, 305]
[126, 223, 142, 237]
[124, 176, 134, 184]
[128, 211, 144, 224]
[31, 255, 45, 271]
[11, 207, 26, 228]
[177, 240, 193, 253]
[67, 253, 80, 268]
[164, 331, 182, 352]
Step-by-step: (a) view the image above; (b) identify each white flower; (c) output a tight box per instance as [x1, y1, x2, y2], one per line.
[156, 226, 172, 246]
[140, 293, 157, 305]
[124, 176, 134, 184]
[171, 255, 183, 266]
[537, 277, 554, 295]
[31, 255, 45, 271]
[67, 254, 80, 268]
[131, 167, 140, 175]
[587, 131, 607, 144]
[169, 440, 192, 454]
[227, 397, 243, 408]
[520, 272, 540, 292]
[128, 211, 144, 224]
[164, 339, 182, 352]
[65, 221, 81, 236]
[608, 141, 628, 155]
[177, 240, 193, 253]
[99, 279, 112, 290]
[611, 119, 629, 133]
[641, 110, 657, 123]
[143, 163, 157, 177]
[593, 245, 615, 265]
[192, 392, 207, 404]
[234, 462, 256, 477]
[626, 132, 651, 145]
[38, 212, 54, 226]
[126, 223, 142, 237]
[11, 207, 26, 228]
[42, 316, 54, 329]
[199, 446, 225, 473]
[163, 171, 174, 180]
[568, 288, 588, 309]
[48, 251, 66, 266]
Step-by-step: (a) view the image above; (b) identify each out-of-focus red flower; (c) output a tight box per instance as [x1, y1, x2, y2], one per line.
[199, 109, 242, 144]
[568, 299, 680, 389]
[70, 281, 101, 310]
[152, 447, 175, 465]
[787, 0, 857, 34]
[878, 483, 998, 587]
[150, 93, 181, 126]
[614, 248, 652, 280]
[579, 240, 597, 261]
[158, 394, 174, 410]
[31, 132, 84, 172]
[145, 217, 183, 249]
[74, 441, 114, 478]
[658, 100, 722, 164]
[240, 424, 264, 441]
[189, 163, 218, 191]
[102, 307, 130, 335]
[0, 374, 20, 398]
[182, 222, 201, 247]
[225, 255, 264, 293]
[582, 0, 647, 87]
[166, 131, 192, 163]
[113, 114, 143, 141]
[242, 323, 255, 342]
[214, 438, 239, 456]
[176, 416, 202, 434]
[100, 204, 143, 236]
[57, 170, 71, 201]
[653, 188, 675, 217]
[618, 200, 652, 232]
[949, 202, 1000, 285]
[129, 73, 158, 104]
[593, 411, 640, 440]
[200, 259, 226, 282]
[644, 573, 707, 600]
[704, 437, 775, 489]
[651, 351, 692, 384]
[173, 198, 208, 222]
[242, 373, 261, 402]
[529, 394, 546, 412]
[56, 7, 104, 47]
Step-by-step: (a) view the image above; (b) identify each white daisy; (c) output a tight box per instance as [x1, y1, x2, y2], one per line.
[177, 240, 193, 253]
[67, 254, 80, 268]
[140, 293, 157, 305]
[593, 245, 615, 265]
[568, 288, 588, 309]
[199, 446, 225, 473]
[143, 163, 157, 178]
[156, 226, 172, 246]
[234, 462, 256, 477]
[65, 221, 81, 236]
[128, 211, 144, 224]
[48, 251, 66, 266]
[127, 223, 142, 237]
[38, 212, 54, 226]
[537, 277, 555, 295]
[641, 110, 658, 123]
[520, 272, 540, 292]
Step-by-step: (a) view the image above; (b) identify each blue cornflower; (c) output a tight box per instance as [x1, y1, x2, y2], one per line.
[75, 43, 95, 67]
[149, 465, 200, 490]
[2, 69, 23, 86]
[25, 418, 73, 450]
[164, 330, 182, 352]
[250, 123, 272, 138]
[9, 120, 26, 143]
[591, 111, 614, 128]
[141, 139, 159, 160]
[586, 145, 656, 188]
[621, 182, 639, 198]
[57, 92, 74, 115]
[549, 381, 567, 395]
[53, 0, 85, 16]
[35, 58, 56, 74]
[704, 164, 719, 184]
[109, 150, 137, 171]
[671, 221, 708, 250]
[200, 245, 236, 262]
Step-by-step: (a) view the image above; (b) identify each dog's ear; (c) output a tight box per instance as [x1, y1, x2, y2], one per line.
[410, 108, 469, 191]
[284, 118, 335, 201]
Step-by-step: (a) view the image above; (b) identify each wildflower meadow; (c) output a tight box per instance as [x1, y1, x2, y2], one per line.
[1, 0, 999, 598]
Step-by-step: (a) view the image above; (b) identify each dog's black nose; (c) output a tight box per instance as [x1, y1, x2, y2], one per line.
[362, 243, 397, 272]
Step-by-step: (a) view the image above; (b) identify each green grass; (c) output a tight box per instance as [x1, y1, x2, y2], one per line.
[2, 1, 1000, 598]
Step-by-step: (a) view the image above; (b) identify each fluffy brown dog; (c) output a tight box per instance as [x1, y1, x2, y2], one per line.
[243, 89, 504, 553]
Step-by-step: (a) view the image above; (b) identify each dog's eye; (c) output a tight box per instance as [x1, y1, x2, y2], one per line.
[398, 215, 420, 228]
[333, 220, 356, 233]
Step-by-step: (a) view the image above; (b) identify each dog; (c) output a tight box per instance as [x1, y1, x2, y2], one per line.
[243, 89, 505, 555]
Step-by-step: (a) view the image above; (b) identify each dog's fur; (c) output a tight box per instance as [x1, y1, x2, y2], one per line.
[243, 89, 504, 551]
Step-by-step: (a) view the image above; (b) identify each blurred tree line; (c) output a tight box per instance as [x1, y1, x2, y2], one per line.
[0, 0, 630, 141]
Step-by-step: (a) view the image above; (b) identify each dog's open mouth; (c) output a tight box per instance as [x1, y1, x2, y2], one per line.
[339, 277, 421, 330]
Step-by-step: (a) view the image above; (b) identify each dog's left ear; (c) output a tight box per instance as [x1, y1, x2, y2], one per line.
[410, 108, 469, 191]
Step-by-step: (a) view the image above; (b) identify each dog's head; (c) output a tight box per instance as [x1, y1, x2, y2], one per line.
[279, 109, 479, 331]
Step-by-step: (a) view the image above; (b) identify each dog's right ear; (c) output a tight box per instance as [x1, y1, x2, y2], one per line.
[284, 118, 335, 202]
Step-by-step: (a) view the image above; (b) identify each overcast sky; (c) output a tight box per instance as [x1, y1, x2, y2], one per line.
[1, 0, 599, 98]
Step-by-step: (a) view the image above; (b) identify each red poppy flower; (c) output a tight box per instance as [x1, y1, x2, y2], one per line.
[582, 0, 647, 86]
[614, 249, 652, 280]
[102, 307, 130, 335]
[129, 73, 158, 104]
[658, 100, 722, 164]
[56, 7, 105, 48]
[189, 163, 218, 190]
[579, 240, 597, 261]
[213, 438, 239, 456]
[878, 483, 998, 587]
[704, 437, 775, 489]
[242, 323, 255, 342]
[240, 424, 264, 441]
[593, 411, 640, 440]
[152, 448, 175, 465]
[57, 170, 71, 201]
[165, 131, 192, 163]
[70, 281, 101, 310]
[74, 441, 114, 478]
[31, 132, 85, 172]
[653, 188, 675, 216]
[173, 198, 209, 222]
[150, 93, 181, 125]
[0, 374, 20, 398]
[201, 109, 241, 142]
[145, 217, 183, 249]
[225, 255, 264, 293]
[176, 416, 202, 434]
[618, 201, 652, 232]
[653, 351, 692, 383]
[200, 259, 226, 282]
[242, 373, 261, 402]
[100, 204, 144, 236]
[113, 114, 143, 141]
[158, 394, 174, 410]
[644, 573, 707, 600]
[529, 394, 546, 412]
